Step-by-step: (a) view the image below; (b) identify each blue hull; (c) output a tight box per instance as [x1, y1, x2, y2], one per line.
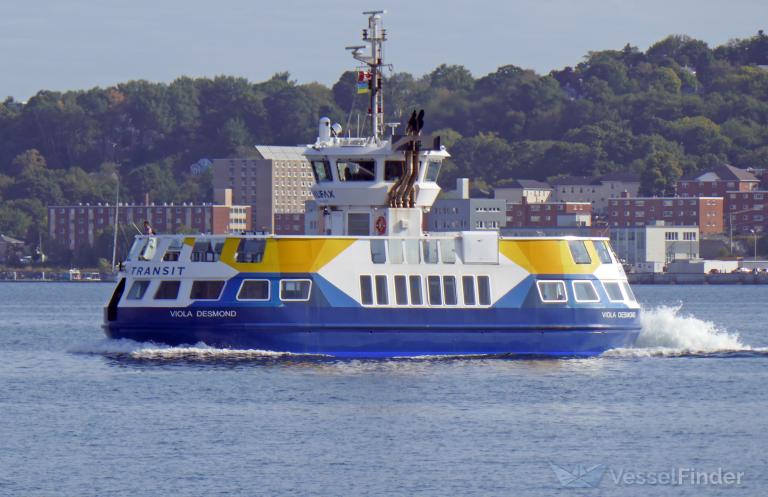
[103, 307, 640, 358]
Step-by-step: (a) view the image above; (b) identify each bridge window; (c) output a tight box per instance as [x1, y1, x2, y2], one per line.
[375, 275, 389, 305]
[154, 281, 181, 300]
[162, 239, 183, 261]
[603, 281, 624, 303]
[337, 160, 375, 182]
[394, 275, 408, 305]
[360, 275, 373, 305]
[478, 276, 491, 305]
[593, 240, 613, 264]
[384, 160, 405, 181]
[409, 275, 423, 305]
[311, 160, 333, 183]
[443, 276, 458, 305]
[236, 239, 266, 263]
[190, 281, 225, 300]
[127, 280, 150, 300]
[536, 280, 567, 303]
[427, 276, 442, 305]
[462, 276, 476, 305]
[568, 240, 592, 264]
[237, 280, 270, 301]
[280, 279, 312, 301]
[425, 161, 442, 182]
[572, 280, 600, 303]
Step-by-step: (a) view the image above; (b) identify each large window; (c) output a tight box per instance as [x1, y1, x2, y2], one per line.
[603, 281, 624, 302]
[394, 275, 408, 305]
[375, 275, 389, 305]
[409, 275, 423, 305]
[384, 160, 404, 181]
[424, 161, 442, 182]
[190, 281, 225, 300]
[154, 281, 181, 300]
[477, 276, 491, 305]
[236, 239, 266, 263]
[360, 275, 373, 305]
[311, 160, 333, 182]
[237, 280, 270, 301]
[462, 276, 476, 305]
[568, 240, 592, 264]
[337, 160, 375, 182]
[536, 281, 568, 303]
[572, 280, 600, 303]
[443, 276, 457, 305]
[280, 279, 312, 301]
[127, 280, 150, 300]
[593, 240, 613, 264]
[427, 276, 442, 305]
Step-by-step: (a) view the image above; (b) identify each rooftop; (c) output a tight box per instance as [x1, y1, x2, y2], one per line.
[680, 164, 759, 182]
[254, 145, 309, 162]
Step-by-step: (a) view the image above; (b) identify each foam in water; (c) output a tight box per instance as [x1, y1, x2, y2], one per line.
[604, 304, 757, 358]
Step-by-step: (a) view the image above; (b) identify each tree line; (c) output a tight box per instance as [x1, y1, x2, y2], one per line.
[1, 30, 767, 264]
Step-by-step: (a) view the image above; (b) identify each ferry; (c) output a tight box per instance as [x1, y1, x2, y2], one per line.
[103, 11, 641, 357]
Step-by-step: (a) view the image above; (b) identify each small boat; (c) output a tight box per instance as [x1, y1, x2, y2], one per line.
[102, 11, 640, 357]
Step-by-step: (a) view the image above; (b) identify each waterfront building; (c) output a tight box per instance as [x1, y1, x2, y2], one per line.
[48, 189, 251, 251]
[607, 194, 723, 234]
[610, 223, 700, 272]
[211, 146, 315, 234]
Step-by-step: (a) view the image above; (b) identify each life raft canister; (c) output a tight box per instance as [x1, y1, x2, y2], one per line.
[375, 216, 387, 235]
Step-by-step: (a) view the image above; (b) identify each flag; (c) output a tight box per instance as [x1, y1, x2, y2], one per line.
[357, 71, 371, 94]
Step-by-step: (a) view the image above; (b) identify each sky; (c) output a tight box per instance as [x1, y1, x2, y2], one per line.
[1, 0, 766, 101]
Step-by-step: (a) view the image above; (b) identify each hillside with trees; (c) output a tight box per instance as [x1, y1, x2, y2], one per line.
[1, 30, 768, 264]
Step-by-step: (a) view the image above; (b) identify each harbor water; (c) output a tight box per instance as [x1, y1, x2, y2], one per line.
[0, 283, 766, 496]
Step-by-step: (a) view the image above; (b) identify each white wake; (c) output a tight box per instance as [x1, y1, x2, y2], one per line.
[604, 304, 764, 358]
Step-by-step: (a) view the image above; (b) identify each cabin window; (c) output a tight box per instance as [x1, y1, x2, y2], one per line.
[422, 240, 439, 264]
[409, 275, 423, 305]
[370, 239, 386, 264]
[621, 281, 637, 303]
[394, 275, 408, 305]
[443, 276, 458, 305]
[388, 240, 404, 264]
[603, 281, 624, 302]
[404, 240, 420, 264]
[138, 237, 158, 261]
[190, 281, 225, 300]
[191, 239, 224, 262]
[593, 240, 613, 264]
[536, 280, 567, 303]
[154, 281, 181, 300]
[337, 160, 375, 182]
[237, 280, 270, 301]
[439, 239, 457, 264]
[425, 161, 442, 182]
[311, 160, 333, 183]
[280, 279, 312, 301]
[236, 239, 266, 263]
[162, 239, 183, 261]
[360, 275, 373, 305]
[348, 213, 370, 236]
[375, 275, 389, 305]
[462, 276, 476, 305]
[127, 238, 145, 261]
[384, 160, 405, 181]
[477, 276, 491, 305]
[427, 276, 442, 305]
[127, 280, 150, 300]
[572, 280, 600, 303]
[568, 240, 592, 264]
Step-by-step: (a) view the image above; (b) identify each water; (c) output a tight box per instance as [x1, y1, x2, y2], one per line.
[1, 283, 767, 496]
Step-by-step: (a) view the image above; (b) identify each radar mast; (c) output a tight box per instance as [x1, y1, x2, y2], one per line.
[347, 10, 387, 141]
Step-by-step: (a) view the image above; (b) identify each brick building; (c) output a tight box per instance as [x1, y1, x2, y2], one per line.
[506, 200, 592, 228]
[48, 192, 251, 250]
[212, 146, 315, 235]
[725, 190, 768, 233]
[607, 195, 723, 235]
[677, 164, 759, 197]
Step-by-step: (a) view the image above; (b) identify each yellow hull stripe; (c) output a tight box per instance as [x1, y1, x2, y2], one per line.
[223, 238, 356, 273]
[499, 239, 600, 274]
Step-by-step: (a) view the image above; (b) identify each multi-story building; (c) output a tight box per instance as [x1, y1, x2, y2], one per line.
[725, 190, 768, 233]
[610, 223, 700, 272]
[212, 146, 315, 234]
[425, 179, 506, 232]
[677, 164, 759, 197]
[493, 180, 552, 204]
[48, 190, 251, 251]
[607, 195, 723, 235]
[551, 172, 640, 213]
[506, 200, 592, 228]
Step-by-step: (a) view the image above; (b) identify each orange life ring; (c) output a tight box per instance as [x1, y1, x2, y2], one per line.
[375, 216, 387, 235]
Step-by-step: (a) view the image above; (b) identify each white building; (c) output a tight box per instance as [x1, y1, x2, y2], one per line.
[494, 180, 552, 204]
[551, 172, 640, 213]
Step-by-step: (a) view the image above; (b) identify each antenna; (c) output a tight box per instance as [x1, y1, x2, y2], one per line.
[346, 10, 387, 141]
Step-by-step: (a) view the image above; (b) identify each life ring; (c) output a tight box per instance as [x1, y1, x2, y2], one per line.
[375, 216, 387, 235]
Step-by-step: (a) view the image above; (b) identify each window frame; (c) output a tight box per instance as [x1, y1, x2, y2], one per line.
[572, 280, 601, 303]
[236, 279, 271, 302]
[394, 274, 408, 306]
[359, 275, 374, 306]
[602, 281, 625, 303]
[462, 275, 476, 306]
[536, 280, 568, 304]
[154, 280, 181, 300]
[568, 240, 592, 265]
[477, 275, 492, 306]
[190, 280, 226, 301]
[279, 279, 313, 302]
[127, 280, 151, 300]
[427, 275, 442, 306]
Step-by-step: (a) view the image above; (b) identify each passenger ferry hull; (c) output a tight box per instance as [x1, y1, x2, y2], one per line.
[104, 307, 640, 357]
